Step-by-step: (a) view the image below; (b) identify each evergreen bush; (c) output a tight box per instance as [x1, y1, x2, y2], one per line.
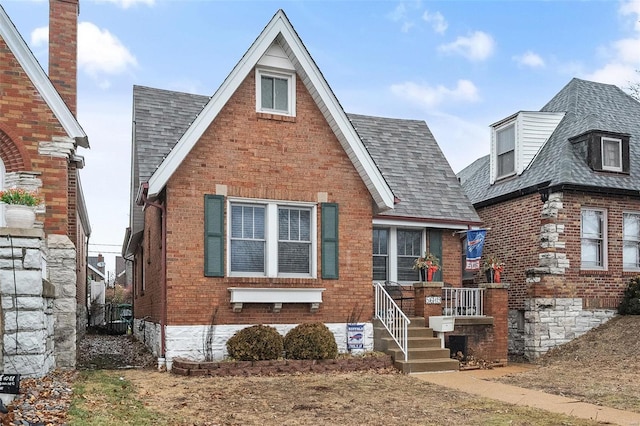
[619, 276, 640, 315]
[284, 322, 338, 360]
[226, 325, 284, 361]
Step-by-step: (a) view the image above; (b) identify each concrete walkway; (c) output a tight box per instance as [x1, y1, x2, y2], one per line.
[414, 364, 640, 426]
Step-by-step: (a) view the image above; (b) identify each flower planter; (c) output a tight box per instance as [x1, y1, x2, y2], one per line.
[4, 204, 36, 228]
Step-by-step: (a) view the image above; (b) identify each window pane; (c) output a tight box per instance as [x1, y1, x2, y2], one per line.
[623, 213, 640, 269]
[397, 229, 421, 281]
[278, 242, 310, 273]
[373, 229, 389, 255]
[299, 210, 310, 240]
[397, 257, 419, 282]
[274, 78, 288, 111]
[231, 240, 265, 272]
[231, 205, 243, 238]
[581, 209, 604, 268]
[261, 76, 274, 109]
[498, 151, 515, 176]
[278, 208, 289, 240]
[373, 256, 387, 281]
[496, 125, 515, 154]
[602, 139, 621, 168]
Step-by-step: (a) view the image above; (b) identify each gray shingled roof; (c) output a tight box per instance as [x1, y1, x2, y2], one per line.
[130, 86, 210, 233]
[460, 78, 640, 205]
[129, 87, 480, 231]
[348, 114, 480, 223]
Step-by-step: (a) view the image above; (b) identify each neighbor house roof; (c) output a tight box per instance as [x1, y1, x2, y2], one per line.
[145, 9, 394, 212]
[460, 78, 640, 206]
[129, 87, 481, 234]
[0, 5, 88, 148]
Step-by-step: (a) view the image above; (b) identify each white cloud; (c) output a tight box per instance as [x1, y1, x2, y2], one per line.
[438, 31, 495, 62]
[30, 26, 48, 46]
[78, 22, 137, 77]
[585, 63, 638, 87]
[390, 79, 480, 109]
[95, 0, 155, 9]
[388, 3, 414, 33]
[30, 22, 137, 82]
[422, 10, 448, 34]
[513, 51, 545, 68]
[619, 0, 640, 31]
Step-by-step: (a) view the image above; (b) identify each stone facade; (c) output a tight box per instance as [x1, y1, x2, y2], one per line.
[524, 297, 616, 359]
[0, 230, 55, 377]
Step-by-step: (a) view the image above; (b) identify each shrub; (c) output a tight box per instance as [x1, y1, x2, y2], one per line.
[284, 322, 338, 360]
[619, 276, 640, 315]
[226, 325, 284, 361]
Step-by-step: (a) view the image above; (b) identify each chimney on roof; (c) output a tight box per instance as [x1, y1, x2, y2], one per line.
[49, 0, 79, 116]
[97, 253, 105, 274]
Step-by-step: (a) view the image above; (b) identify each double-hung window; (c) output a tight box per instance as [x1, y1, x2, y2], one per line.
[229, 200, 314, 277]
[601, 137, 622, 172]
[496, 123, 515, 178]
[373, 228, 389, 281]
[581, 208, 606, 269]
[397, 229, 422, 282]
[623, 212, 640, 271]
[256, 69, 296, 116]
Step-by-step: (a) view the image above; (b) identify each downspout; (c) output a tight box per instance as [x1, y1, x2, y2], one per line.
[139, 183, 167, 366]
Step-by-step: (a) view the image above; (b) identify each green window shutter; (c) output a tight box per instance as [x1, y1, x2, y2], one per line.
[204, 195, 225, 277]
[321, 203, 339, 279]
[429, 230, 443, 282]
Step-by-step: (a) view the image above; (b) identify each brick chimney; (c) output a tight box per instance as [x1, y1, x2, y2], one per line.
[49, 0, 79, 116]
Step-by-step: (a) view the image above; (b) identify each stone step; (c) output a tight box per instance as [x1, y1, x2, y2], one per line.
[373, 325, 434, 339]
[387, 347, 451, 362]
[393, 358, 460, 374]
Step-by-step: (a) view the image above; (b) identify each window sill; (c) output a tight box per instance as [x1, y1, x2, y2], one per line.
[579, 268, 609, 275]
[228, 287, 325, 313]
[256, 112, 296, 122]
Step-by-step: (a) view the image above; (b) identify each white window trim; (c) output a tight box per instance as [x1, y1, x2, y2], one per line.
[227, 198, 316, 278]
[495, 121, 516, 180]
[373, 226, 425, 283]
[580, 207, 607, 270]
[601, 136, 623, 172]
[255, 68, 296, 117]
[623, 211, 640, 272]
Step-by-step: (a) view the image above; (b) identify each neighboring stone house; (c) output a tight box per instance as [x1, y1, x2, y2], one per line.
[0, 0, 90, 375]
[123, 10, 481, 369]
[459, 78, 640, 359]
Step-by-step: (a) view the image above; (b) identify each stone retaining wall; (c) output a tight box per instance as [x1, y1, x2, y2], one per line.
[171, 355, 393, 376]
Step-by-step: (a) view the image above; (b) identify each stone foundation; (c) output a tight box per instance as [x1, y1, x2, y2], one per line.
[524, 297, 616, 359]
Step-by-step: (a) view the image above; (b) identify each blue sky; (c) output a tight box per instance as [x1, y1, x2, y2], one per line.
[2, 0, 640, 272]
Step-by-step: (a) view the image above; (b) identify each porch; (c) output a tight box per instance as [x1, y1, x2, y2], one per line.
[373, 281, 508, 373]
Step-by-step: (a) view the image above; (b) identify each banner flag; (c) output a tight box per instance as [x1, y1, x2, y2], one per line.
[465, 229, 486, 271]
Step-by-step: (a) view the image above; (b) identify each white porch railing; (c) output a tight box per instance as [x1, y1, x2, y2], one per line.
[442, 287, 484, 317]
[374, 282, 410, 362]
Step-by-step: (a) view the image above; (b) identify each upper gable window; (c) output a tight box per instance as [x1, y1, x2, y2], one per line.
[601, 137, 622, 172]
[496, 123, 515, 178]
[256, 69, 296, 116]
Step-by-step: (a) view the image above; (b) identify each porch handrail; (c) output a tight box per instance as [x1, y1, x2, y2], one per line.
[442, 287, 484, 317]
[374, 282, 410, 362]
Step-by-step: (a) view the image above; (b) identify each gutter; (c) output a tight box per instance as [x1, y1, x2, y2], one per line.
[138, 183, 168, 365]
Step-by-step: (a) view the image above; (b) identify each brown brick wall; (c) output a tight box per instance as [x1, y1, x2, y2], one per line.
[476, 191, 640, 310]
[159, 69, 375, 326]
[134, 205, 165, 323]
[48, 0, 78, 116]
[475, 193, 541, 310]
[442, 231, 463, 285]
[0, 37, 72, 237]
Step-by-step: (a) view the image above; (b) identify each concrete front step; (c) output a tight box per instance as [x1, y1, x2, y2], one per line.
[374, 316, 459, 373]
[394, 358, 460, 374]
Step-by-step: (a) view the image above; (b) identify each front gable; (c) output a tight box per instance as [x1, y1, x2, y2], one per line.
[147, 10, 393, 212]
[0, 5, 87, 147]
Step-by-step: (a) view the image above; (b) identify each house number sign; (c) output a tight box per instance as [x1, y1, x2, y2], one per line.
[426, 296, 441, 304]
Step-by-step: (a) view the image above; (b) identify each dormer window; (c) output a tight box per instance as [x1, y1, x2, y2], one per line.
[256, 68, 296, 116]
[496, 123, 515, 178]
[570, 131, 630, 174]
[601, 137, 622, 172]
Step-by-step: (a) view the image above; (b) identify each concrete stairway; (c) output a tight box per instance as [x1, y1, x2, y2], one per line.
[374, 317, 459, 374]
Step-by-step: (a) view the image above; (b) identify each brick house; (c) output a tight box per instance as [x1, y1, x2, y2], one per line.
[123, 10, 481, 369]
[0, 0, 90, 372]
[459, 78, 640, 359]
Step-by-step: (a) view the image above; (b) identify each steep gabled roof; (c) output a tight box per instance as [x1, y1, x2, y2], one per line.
[460, 78, 640, 206]
[348, 114, 480, 225]
[145, 9, 394, 211]
[0, 5, 88, 147]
